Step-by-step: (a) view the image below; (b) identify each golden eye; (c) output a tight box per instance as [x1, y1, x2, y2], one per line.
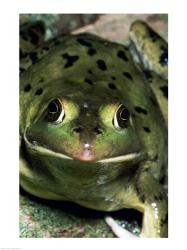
[114, 104, 130, 129]
[46, 98, 65, 123]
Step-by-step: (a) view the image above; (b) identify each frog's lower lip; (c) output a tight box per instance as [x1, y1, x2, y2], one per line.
[26, 143, 141, 163]
[97, 153, 141, 163]
[24, 134, 141, 163]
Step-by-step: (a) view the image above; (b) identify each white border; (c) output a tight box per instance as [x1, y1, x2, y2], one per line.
[0, 0, 187, 249]
[17, 0, 173, 13]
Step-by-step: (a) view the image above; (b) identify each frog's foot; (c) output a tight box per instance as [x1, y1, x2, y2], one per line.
[105, 216, 138, 238]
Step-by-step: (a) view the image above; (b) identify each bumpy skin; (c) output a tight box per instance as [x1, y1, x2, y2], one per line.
[129, 20, 168, 80]
[129, 20, 168, 125]
[20, 21, 168, 237]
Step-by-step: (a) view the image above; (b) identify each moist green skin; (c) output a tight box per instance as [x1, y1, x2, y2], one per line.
[20, 21, 168, 237]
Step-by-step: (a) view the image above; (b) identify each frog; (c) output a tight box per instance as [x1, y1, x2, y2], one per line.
[19, 19, 168, 238]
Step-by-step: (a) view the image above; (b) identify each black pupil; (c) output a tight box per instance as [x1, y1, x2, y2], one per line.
[48, 101, 58, 113]
[119, 108, 129, 120]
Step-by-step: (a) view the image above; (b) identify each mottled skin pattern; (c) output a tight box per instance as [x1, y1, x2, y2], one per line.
[20, 21, 168, 237]
[129, 20, 168, 125]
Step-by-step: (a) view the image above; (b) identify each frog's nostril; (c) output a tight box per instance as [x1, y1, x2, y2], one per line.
[93, 127, 102, 135]
[73, 127, 83, 133]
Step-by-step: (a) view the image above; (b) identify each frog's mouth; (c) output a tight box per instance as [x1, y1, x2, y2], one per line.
[24, 133, 143, 164]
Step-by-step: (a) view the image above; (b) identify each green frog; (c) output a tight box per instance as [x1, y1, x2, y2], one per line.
[20, 20, 168, 237]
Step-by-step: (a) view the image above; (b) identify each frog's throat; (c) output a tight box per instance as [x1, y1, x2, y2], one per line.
[23, 133, 142, 163]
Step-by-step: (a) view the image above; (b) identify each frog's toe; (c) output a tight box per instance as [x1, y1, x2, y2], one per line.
[105, 216, 138, 238]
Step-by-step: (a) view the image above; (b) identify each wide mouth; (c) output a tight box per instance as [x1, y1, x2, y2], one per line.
[24, 133, 143, 164]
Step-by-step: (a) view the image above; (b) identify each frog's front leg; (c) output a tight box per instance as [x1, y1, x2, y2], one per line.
[106, 167, 168, 238]
[135, 168, 168, 237]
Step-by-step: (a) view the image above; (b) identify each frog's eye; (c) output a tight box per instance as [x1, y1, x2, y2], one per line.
[46, 98, 65, 123]
[113, 104, 130, 129]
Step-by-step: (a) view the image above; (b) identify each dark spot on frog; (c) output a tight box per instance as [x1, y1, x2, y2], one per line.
[97, 60, 107, 71]
[35, 88, 43, 96]
[20, 21, 45, 45]
[159, 174, 166, 185]
[160, 213, 168, 227]
[108, 83, 117, 90]
[88, 69, 93, 74]
[159, 51, 168, 66]
[152, 155, 159, 161]
[42, 46, 50, 51]
[29, 52, 39, 64]
[28, 29, 40, 45]
[160, 86, 168, 99]
[84, 78, 93, 85]
[62, 53, 79, 68]
[159, 45, 168, 66]
[154, 194, 163, 202]
[117, 50, 128, 62]
[20, 67, 26, 74]
[77, 38, 92, 47]
[39, 78, 44, 83]
[87, 48, 96, 56]
[123, 72, 133, 81]
[160, 45, 166, 51]
[24, 84, 32, 92]
[143, 127, 151, 133]
[143, 70, 153, 82]
[29, 22, 45, 37]
[134, 106, 148, 115]
[149, 96, 157, 106]
[148, 28, 160, 42]
[111, 76, 116, 80]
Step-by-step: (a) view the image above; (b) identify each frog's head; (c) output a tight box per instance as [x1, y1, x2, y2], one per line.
[24, 89, 143, 164]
